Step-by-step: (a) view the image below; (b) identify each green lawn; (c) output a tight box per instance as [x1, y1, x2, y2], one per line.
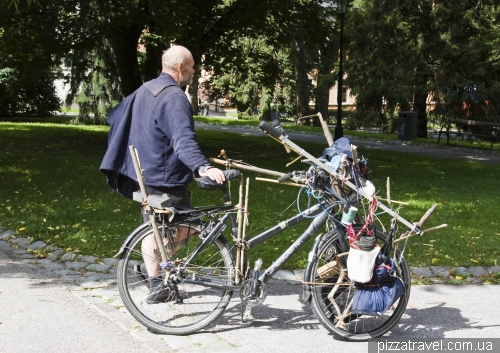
[1, 121, 499, 270]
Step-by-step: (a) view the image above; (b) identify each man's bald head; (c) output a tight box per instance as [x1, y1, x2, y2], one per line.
[162, 46, 195, 86]
[162, 46, 192, 72]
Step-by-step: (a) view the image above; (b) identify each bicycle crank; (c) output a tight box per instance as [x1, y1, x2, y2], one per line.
[239, 278, 267, 321]
[239, 258, 267, 322]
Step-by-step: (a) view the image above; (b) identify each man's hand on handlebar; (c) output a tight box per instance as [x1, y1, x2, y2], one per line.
[199, 167, 226, 184]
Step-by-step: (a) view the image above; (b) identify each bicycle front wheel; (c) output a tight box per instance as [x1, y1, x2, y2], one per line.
[117, 222, 235, 335]
[308, 228, 411, 341]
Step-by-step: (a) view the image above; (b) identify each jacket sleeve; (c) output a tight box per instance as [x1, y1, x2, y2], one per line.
[157, 92, 208, 171]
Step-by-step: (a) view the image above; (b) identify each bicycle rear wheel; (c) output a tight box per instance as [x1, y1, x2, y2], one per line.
[117, 222, 235, 335]
[308, 228, 411, 340]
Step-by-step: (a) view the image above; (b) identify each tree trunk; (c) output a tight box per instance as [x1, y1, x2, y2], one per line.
[259, 86, 272, 121]
[315, 40, 338, 126]
[187, 70, 200, 114]
[414, 88, 428, 138]
[292, 31, 311, 125]
[109, 25, 144, 97]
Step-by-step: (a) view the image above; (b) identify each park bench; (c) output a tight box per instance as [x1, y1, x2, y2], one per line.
[437, 118, 500, 150]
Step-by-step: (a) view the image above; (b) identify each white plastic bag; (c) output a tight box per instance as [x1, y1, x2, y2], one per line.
[347, 245, 380, 283]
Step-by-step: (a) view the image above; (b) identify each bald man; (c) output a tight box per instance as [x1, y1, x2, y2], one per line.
[101, 46, 225, 304]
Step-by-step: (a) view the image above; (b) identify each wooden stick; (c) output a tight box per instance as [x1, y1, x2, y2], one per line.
[317, 112, 334, 146]
[422, 224, 448, 233]
[375, 197, 409, 205]
[286, 154, 304, 168]
[386, 177, 391, 208]
[296, 114, 321, 120]
[351, 144, 360, 172]
[415, 204, 438, 228]
[255, 177, 303, 187]
[296, 113, 333, 146]
[209, 158, 285, 178]
[393, 223, 447, 243]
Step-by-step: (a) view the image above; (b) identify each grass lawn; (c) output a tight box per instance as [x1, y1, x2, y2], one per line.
[1, 121, 499, 270]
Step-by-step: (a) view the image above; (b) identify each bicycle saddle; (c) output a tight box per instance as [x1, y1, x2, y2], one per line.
[195, 169, 241, 191]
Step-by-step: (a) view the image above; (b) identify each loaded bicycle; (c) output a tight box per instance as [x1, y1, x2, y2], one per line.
[115, 121, 446, 340]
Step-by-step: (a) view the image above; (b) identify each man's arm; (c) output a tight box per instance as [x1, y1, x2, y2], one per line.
[162, 93, 225, 183]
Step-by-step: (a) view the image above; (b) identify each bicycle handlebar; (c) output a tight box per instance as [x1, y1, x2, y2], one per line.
[277, 172, 292, 183]
[259, 121, 283, 139]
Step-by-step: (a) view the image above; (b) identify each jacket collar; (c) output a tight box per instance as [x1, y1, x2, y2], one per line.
[143, 73, 179, 96]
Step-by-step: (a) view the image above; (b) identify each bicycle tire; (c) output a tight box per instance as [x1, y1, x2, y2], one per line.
[117, 222, 235, 335]
[308, 228, 411, 341]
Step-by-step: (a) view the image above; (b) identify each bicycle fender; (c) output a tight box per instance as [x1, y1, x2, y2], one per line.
[114, 222, 151, 258]
[301, 232, 325, 303]
[301, 226, 342, 303]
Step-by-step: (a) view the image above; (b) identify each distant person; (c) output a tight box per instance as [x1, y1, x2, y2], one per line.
[100, 45, 225, 303]
[202, 101, 209, 116]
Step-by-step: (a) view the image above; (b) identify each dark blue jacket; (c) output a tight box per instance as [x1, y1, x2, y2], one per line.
[100, 73, 209, 198]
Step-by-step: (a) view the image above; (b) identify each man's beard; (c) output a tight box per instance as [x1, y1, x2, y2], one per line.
[179, 72, 193, 86]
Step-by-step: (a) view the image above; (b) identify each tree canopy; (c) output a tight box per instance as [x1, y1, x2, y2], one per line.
[346, 0, 500, 136]
[2, 0, 500, 137]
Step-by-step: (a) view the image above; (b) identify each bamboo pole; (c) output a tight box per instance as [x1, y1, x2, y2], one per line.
[235, 173, 244, 284]
[241, 177, 250, 280]
[128, 146, 168, 264]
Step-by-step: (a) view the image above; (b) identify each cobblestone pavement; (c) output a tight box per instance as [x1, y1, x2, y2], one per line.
[2, 226, 499, 290]
[2, 224, 499, 352]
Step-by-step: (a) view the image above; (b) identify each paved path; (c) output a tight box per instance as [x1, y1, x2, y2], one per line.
[195, 122, 500, 164]
[1, 228, 499, 353]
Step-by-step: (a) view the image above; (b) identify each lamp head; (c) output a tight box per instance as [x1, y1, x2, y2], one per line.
[337, 0, 349, 14]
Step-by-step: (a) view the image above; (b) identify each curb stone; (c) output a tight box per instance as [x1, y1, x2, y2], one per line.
[0, 229, 16, 240]
[61, 252, 77, 262]
[453, 267, 470, 276]
[65, 261, 89, 270]
[79, 255, 98, 263]
[10, 237, 29, 248]
[1, 227, 499, 286]
[86, 263, 111, 272]
[49, 249, 65, 261]
[430, 266, 450, 277]
[27, 240, 47, 251]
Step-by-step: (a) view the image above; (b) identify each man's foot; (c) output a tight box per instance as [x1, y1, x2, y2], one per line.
[146, 276, 176, 304]
[135, 263, 149, 288]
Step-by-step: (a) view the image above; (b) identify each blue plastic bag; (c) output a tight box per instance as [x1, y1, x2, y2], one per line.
[319, 137, 353, 163]
[351, 277, 406, 316]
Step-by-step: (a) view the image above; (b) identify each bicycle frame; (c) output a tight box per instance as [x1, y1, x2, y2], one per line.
[181, 200, 334, 290]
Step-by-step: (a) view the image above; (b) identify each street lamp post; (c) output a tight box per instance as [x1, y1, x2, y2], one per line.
[334, 0, 349, 141]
